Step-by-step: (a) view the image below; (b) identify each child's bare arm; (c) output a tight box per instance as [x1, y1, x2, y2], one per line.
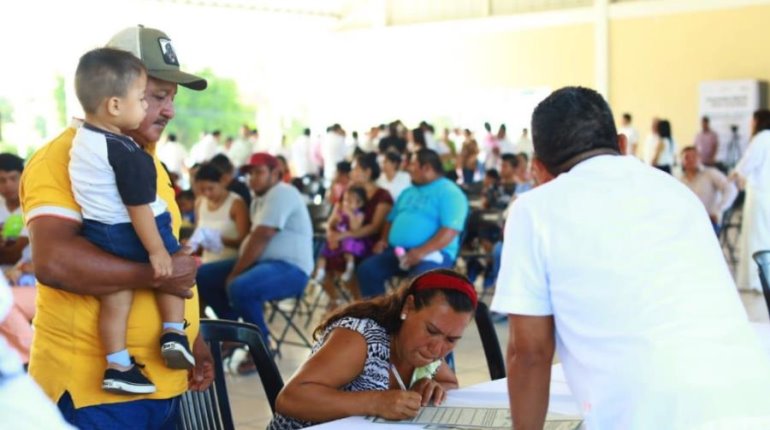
[127, 205, 172, 278]
[349, 212, 365, 230]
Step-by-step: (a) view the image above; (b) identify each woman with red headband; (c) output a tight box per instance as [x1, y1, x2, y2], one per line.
[268, 269, 477, 429]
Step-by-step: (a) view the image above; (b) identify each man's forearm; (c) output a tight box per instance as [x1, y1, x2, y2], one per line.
[414, 228, 457, 256]
[506, 315, 556, 430]
[508, 353, 552, 430]
[30, 217, 156, 295]
[230, 227, 274, 277]
[35, 234, 155, 294]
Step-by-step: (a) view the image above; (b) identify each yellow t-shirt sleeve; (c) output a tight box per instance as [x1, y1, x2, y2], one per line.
[20, 127, 82, 224]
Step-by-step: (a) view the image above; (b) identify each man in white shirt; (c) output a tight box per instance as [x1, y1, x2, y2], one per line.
[678, 146, 737, 233]
[290, 128, 315, 178]
[188, 130, 223, 165]
[515, 128, 533, 157]
[157, 133, 188, 176]
[321, 124, 349, 182]
[618, 112, 639, 157]
[226, 124, 253, 168]
[491, 87, 770, 430]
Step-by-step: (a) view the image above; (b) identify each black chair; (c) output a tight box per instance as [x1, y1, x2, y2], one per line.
[177, 320, 284, 430]
[752, 250, 770, 320]
[474, 302, 506, 380]
[720, 191, 745, 266]
[267, 295, 314, 357]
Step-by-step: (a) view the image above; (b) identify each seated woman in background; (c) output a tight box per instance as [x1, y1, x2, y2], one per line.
[192, 163, 250, 264]
[268, 269, 477, 429]
[320, 152, 393, 307]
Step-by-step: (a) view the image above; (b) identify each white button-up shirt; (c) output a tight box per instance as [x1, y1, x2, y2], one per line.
[492, 155, 770, 430]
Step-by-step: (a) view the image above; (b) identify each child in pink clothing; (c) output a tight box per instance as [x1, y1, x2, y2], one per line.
[314, 186, 371, 283]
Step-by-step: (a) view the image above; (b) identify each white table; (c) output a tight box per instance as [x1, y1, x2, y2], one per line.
[308, 364, 579, 429]
[309, 323, 770, 429]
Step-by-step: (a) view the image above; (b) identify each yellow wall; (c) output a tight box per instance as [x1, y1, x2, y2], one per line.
[461, 24, 595, 90]
[610, 4, 770, 147]
[283, 3, 770, 143]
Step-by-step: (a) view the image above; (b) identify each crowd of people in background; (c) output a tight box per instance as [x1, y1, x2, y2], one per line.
[0, 106, 766, 373]
[152, 109, 769, 310]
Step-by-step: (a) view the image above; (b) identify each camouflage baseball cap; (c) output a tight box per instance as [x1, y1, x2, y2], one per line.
[107, 25, 207, 91]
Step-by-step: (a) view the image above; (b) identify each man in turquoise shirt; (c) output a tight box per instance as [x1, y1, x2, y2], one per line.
[357, 149, 468, 297]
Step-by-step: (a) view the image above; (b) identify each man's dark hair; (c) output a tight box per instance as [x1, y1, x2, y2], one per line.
[210, 153, 234, 174]
[501, 153, 519, 169]
[75, 47, 146, 114]
[623, 113, 632, 122]
[702, 116, 710, 123]
[384, 151, 402, 166]
[0, 153, 24, 173]
[356, 152, 381, 181]
[212, 130, 221, 137]
[415, 149, 443, 176]
[531, 86, 619, 174]
[754, 109, 770, 135]
[195, 162, 224, 182]
[485, 168, 500, 182]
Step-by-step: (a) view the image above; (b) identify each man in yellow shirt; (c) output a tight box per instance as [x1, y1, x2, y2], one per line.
[21, 26, 213, 429]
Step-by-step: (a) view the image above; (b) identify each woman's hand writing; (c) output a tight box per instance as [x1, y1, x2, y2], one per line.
[372, 390, 422, 420]
[410, 378, 447, 406]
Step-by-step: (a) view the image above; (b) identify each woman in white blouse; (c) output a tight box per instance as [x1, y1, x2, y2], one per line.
[194, 163, 250, 263]
[734, 109, 770, 292]
[651, 119, 676, 174]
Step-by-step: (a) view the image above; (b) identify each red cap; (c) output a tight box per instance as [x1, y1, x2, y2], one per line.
[247, 152, 279, 169]
[413, 271, 478, 308]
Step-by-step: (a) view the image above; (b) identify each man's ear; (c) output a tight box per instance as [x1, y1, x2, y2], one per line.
[531, 158, 556, 186]
[617, 133, 628, 155]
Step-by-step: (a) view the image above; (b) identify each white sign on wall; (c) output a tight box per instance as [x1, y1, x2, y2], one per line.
[698, 79, 764, 168]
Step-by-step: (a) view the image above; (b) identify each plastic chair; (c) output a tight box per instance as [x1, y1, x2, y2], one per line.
[177, 320, 284, 430]
[752, 250, 770, 320]
[474, 301, 506, 380]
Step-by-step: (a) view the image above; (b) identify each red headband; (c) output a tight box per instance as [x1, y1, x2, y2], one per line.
[413, 272, 478, 308]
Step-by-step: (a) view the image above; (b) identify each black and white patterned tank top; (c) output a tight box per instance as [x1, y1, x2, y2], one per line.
[266, 317, 391, 430]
